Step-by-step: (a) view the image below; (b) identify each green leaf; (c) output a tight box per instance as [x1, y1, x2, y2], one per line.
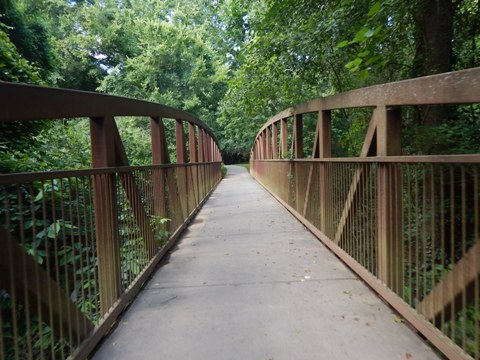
[34, 190, 44, 201]
[337, 40, 350, 48]
[345, 57, 363, 70]
[357, 69, 369, 80]
[357, 50, 370, 58]
[368, 2, 381, 17]
[365, 29, 375, 38]
[365, 55, 381, 66]
[352, 28, 374, 43]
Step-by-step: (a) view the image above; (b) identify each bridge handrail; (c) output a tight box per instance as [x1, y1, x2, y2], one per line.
[254, 66, 480, 140]
[250, 67, 480, 360]
[0, 81, 219, 143]
[0, 82, 222, 360]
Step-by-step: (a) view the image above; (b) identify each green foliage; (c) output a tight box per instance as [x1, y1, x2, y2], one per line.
[1, 120, 91, 173]
[0, 0, 53, 81]
[0, 23, 42, 83]
[116, 118, 153, 166]
[98, 18, 226, 127]
[0, 0, 54, 173]
[402, 105, 480, 155]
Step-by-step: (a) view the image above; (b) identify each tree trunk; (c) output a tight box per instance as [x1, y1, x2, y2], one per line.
[412, 0, 455, 126]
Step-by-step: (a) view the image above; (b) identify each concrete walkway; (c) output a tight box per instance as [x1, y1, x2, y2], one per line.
[93, 166, 439, 360]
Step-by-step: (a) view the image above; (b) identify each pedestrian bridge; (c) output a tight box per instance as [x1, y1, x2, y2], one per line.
[1, 68, 480, 360]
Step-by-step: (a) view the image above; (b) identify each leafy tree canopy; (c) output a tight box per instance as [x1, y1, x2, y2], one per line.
[1, 0, 479, 168]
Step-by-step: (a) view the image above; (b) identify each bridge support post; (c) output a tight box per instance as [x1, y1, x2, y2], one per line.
[266, 127, 272, 159]
[294, 115, 307, 212]
[272, 123, 278, 159]
[376, 107, 404, 297]
[151, 117, 170, 237]
[176, 120, 189, 219]
[198, 129, 206, 198]
[318, 110, 333, 238]
[90, 116, 121, 315]
[280, 118, 288, 158]
[189, 123, 199, 207]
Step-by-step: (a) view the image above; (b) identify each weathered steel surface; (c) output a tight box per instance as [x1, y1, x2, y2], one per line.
[255, 66, 480, 136]
[250, 67, 480, 359]
[0, 82, 218, 143]
[0, 81, 223, 360]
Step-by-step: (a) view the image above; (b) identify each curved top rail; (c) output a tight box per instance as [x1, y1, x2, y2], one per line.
[0, 81, 218, 142]
[254, 66, 480, 139]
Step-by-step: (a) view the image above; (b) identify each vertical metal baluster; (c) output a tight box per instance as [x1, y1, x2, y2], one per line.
[407, 165, 412, 305]
[370, 164, 375, 275]
[360, 163, 365, 268]
[473, 166, 479, 360]
[414, 164, 420, 308]
[122, 173, 130, 290]
[136, 171, 142, 279]
[128, 171, 134, 291]
[334, 164, 338, 244]
[139, 170, 146, 268]
[5, 186, 19, 360]
[29, 182, 46, 360]
[345, 163, 350, 255]
[439, 166, 445, 333]
[74, 177, 87, 337]
[18, 184, 33, 359]
[59, 179, 73, 351]
[347, 163, 353, 257]
[80, 177, 93, 327]
[422, 164, 427, 303]
[354, 163, 358, 260]
[146, 169, 153, 259]
[88, 176, 100, 322]
[122, 173, 128, 289]
[430, 164, 436, 324]
[341, 163, 347, 253]
[41, 180, 55, 358]
[449, 166, 456, 340]
[67, 177, 80, 345]
[332, 163, 336, 234]
[329, 162, 333, 241]
[133, 171, 141, 282]
[143, 170, 149, 269]
[360, 163, 365, 266]
[363, 162, 367, 271]
[388, 163, 394, 289]
[337, 163, 341, 247]
[149, 169, 156, 258]
[399, 163, 405, 296]
[460, 165, 467, 350]
[368, 162, 372, 271]
[122, 172, 129, 286]
[132, 171, 138, 285]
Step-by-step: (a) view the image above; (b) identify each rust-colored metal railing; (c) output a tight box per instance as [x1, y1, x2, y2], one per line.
[0, 83, 222, 359]
[250, 67, 480, 360]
